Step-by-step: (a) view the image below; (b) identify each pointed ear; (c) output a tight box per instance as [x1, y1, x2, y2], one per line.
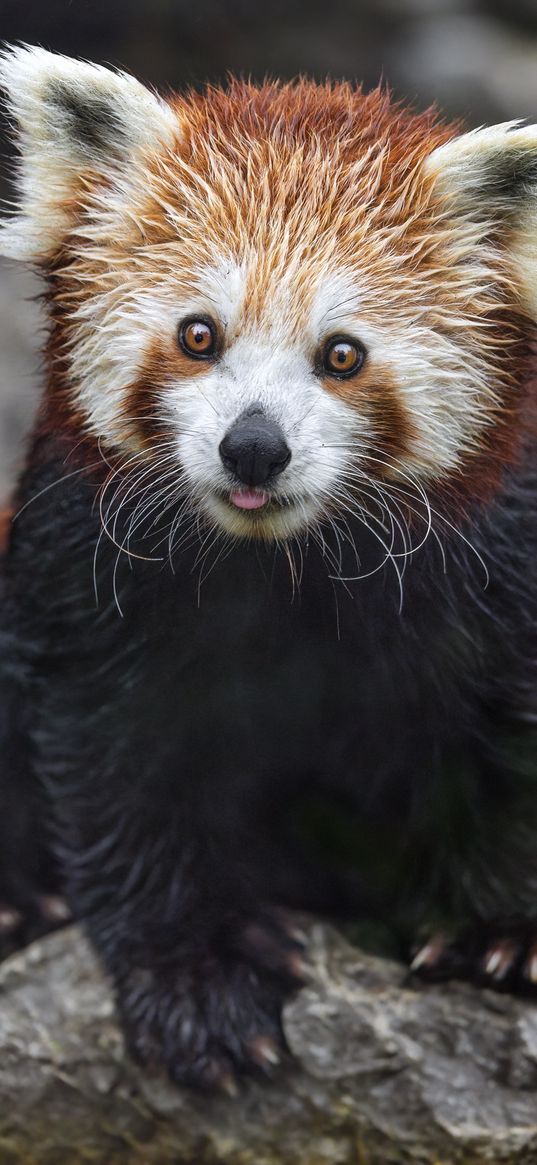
[0, 45, 178, 261]
[425, 123, 537, 318]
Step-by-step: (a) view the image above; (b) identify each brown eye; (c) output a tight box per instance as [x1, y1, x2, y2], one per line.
[179, 317, 217, 359]
[323, 336, 366, 378]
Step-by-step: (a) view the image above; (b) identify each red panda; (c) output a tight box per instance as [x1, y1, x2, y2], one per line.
[1, 45, 537, 1091]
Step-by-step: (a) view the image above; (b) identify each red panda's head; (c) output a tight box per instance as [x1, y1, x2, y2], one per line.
[1, 47, 536, 544]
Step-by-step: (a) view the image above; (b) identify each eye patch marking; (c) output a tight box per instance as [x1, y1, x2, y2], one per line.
[122, 335, 213, 449]
[320, 357, 415, 469]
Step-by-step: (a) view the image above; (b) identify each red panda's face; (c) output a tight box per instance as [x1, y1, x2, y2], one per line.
[1, 51, 535, 543]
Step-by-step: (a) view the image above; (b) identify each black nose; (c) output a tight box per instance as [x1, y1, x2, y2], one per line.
[219, 406, 291, 487]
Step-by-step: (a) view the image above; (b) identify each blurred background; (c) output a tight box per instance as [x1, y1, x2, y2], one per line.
[1, 0, 537, 498]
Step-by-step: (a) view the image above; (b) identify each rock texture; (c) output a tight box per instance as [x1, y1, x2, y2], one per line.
[0, 260, 42, 501]
[1, 922, 537, 1164]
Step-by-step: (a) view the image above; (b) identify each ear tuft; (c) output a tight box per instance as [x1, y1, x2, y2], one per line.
[425, 122, 537, 205]
[0, 45, 178, 261]
[425, 122, 537, 318]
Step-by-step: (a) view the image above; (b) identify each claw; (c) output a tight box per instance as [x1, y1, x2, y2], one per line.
[269, 907, 308, 948]
[0, 904, 22, 934]
[36, 894, 71, 923]
[238, 915, 307, 982]
[282, 923, 308, 948]
[483, 939, 519, 982]
[410, 933, 446, 973]
[219, 1072, 240, 1098]
[248, 1034, 281, 1070]
[287, 950, 308, 982]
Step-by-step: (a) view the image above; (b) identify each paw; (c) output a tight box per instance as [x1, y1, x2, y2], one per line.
[116, 910, 307, 1091]
[409, 921, 537, 995]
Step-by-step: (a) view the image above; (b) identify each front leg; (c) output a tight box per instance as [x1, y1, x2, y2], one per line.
[408, 707, 537, 996]
[0, 674, 69, 958]
[5, 453, 305, 1088]
[45, 734, 305, 1090]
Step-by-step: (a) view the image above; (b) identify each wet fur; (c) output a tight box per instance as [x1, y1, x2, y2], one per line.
[1, 50, 537, 1088]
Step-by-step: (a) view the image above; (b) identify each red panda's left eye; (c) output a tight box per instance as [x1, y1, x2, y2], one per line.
[179, 317, 217, 359]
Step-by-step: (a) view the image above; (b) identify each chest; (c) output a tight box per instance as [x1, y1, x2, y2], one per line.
[124, 542, 476, 770]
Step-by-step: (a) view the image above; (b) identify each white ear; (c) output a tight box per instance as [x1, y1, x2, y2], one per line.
[0, 45, 178, 261]
[425, 122, 537, 318]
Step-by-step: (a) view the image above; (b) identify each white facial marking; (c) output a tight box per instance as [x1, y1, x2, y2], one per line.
[165, 333, 366, 537]
[61, 251, 509, 540]
[63, 256, 366, 539]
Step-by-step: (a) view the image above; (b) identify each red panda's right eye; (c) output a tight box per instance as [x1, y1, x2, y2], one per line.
[179, 317, 217, 359]
[323, 336, 366, 377]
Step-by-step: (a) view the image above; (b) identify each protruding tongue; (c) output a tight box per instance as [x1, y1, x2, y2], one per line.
[230, 488, 269, 510]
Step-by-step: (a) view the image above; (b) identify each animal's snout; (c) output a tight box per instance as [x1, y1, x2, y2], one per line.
[219, 405, 291, 487]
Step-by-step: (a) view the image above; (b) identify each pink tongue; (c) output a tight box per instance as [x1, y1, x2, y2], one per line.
[229, 488, 269, 510]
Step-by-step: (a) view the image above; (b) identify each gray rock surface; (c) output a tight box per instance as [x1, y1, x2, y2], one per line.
[0, 259, 41, 500]
[1, 922, 537, 1164]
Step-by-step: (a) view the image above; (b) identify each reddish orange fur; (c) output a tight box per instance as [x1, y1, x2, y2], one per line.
[0, 507, 13, 554]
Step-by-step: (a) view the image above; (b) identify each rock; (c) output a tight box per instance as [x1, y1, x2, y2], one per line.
[0, 259, 41, 501]
[1, 922, 537, 1164]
